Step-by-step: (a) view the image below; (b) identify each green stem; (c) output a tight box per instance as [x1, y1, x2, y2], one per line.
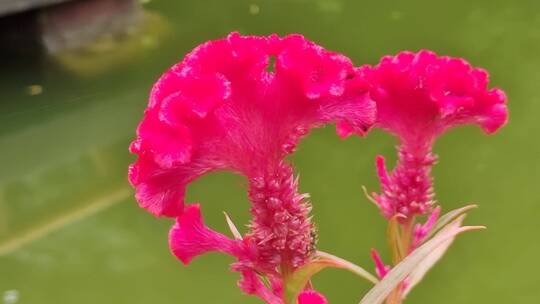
[386, 217, 416, 304]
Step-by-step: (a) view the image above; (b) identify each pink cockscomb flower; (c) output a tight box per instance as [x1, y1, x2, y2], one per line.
[361, 50, 508, 220]
[129, 33, 375, 302]
[360, 51, 507, 304]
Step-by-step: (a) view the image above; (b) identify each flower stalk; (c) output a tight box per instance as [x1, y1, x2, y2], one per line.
[386, 217, 414, 304]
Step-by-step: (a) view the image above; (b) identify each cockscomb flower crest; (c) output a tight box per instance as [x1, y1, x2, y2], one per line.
[129, 32, 375, 303]
[362, 50, 508, 220]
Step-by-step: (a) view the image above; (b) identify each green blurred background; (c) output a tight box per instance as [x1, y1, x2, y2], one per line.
[0, 0, 538, 303]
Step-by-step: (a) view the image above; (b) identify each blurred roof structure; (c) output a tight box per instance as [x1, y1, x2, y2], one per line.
[0, 0, 71, 16]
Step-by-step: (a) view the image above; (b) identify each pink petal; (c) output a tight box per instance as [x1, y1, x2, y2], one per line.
[159, 73, 231, 124]
[169, 204, 239, 264]
[136, 111, 192, 169]
[412, 206, 441, 249]
[373, 155, 394, 218]
[370, 248, 391, 279]
[237, 270, 282, 304]
[375, 155, 391, 191]
[298, 290, 328, 304]
[277, 34, 352, 99]
[128, 156, 186, 217]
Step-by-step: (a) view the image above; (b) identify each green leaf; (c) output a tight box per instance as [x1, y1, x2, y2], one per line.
[284, 253, 378, 304]
[284, 259, 339, 304]
[387, 214, 406, 262]
[359, 215, 484, 304]
[317, 251, 379, 284]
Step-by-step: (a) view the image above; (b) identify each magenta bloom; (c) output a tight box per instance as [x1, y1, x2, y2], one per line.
[370, 248, 390, 279]
[297, 290, 328, 304]
[129, 33, 375, 302]
[362, 50, 508, 220]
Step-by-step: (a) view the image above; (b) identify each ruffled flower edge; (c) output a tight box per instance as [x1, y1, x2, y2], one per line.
[363, 49, 508, 147]
[129, 32, 375, 217]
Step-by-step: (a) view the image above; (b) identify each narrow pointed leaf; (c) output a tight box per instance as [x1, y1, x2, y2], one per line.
[285, 252, 378, 304]
[362, 185, 379, 207]
[402, 232, 455, 296]
[284, 259, 340, 304]
[317, 251, 379, 284]
[359, 215, 484, 304]
[426, 204, 477, 240]
[402, 205, 480, 295]
[223, 211, 242, 240]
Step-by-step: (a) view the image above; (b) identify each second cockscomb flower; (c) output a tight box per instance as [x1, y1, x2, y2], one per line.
[355, 50, 508, 304]
[361, 50, 508, 221]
